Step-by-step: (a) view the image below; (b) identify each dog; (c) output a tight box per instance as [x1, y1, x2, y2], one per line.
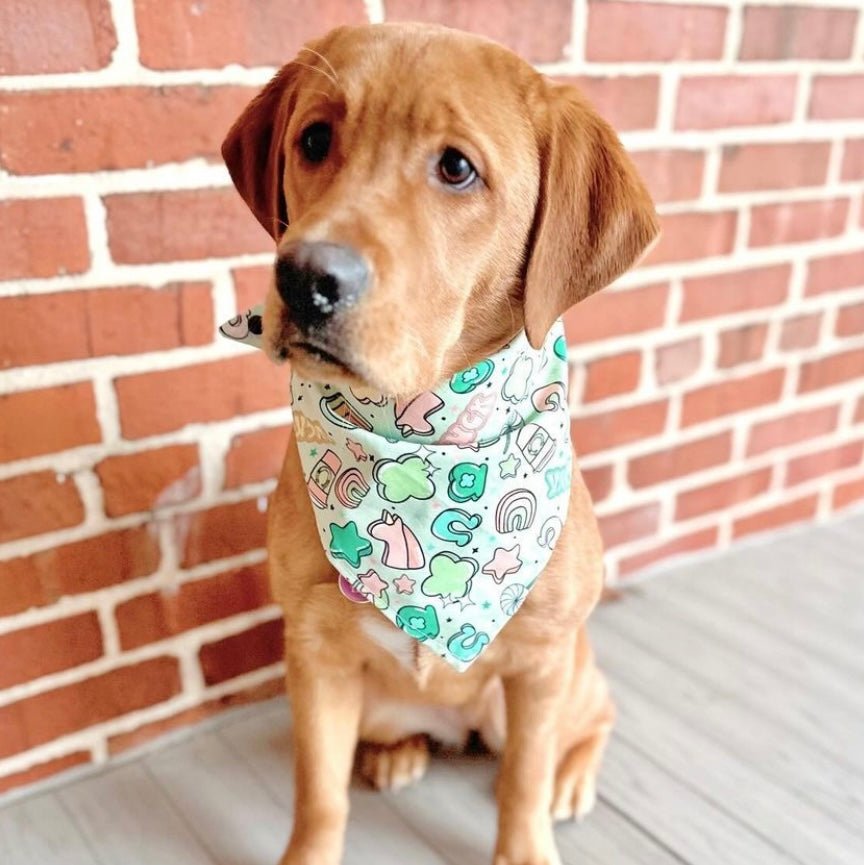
[220, 22, 659, 865]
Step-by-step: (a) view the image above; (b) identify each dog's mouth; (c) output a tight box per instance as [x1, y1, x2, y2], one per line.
[288, 340, 355, 375]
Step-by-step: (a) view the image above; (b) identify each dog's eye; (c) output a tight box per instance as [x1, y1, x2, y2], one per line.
[437, 147, 477, 188]
[299, 122, 332, 164]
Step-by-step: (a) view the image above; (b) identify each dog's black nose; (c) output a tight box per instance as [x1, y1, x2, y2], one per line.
[275, 242, 369, 333]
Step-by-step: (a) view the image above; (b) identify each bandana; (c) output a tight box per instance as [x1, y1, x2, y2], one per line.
[220, 307, 572, 671]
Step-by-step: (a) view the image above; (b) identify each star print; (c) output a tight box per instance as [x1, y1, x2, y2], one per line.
[359, 570, 388, 597]
[346, 439, 369, 461]
[482, 545, 523, 584]
[482, 600, 492, 610]
[328, 521, 373, 568]
[394, 574, 416, 594]
[309, 448, 318, 457]
[471, 547, 480, 554]
[498, 453, 521, 479]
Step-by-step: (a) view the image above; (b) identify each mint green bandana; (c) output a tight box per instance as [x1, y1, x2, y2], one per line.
[221, 308, 572, 671]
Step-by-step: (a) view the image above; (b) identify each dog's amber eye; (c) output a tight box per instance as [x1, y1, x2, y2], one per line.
[299, 122, 332, 164]
[437, 148, 477, 188]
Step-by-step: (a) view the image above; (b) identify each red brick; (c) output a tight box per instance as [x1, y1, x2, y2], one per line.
[225, 425, 291, 488]
[568, 76, 660, 131]
[0, 87, 263, 175]
[798, 348, 864, 394]
[842, 139, 864, 181]
[805, 251, 864, 296]
[749, 198, 849, 248]
[564, 284, 669, 345]
[107, 677, 283, 755]
[0, 283, 213, 370]
[0, 198, 89, 280]
[0, 293, 87, 369]
[630, 150, 705, 204]
[780, 314, 822, 352]
[0, 613, 103, 690]
[655, 338, 702, 386]
[92, 282, 213, 354]
[810, 75, 864, 120]
[719, 142, 831, 193]
[582, 465, 613, 504]
[628, 432, 732, 489]
[587, 2, 727, 61]
[619, 527, 719, 577]
[233, 266, 272, 311]
[682, 369, 785, 427]
[0, 527, 161, 616]
[718, 323, 768, 368]
[136, 0, 366, 69]
[390, 0, 572, 62]
[116, 563, 272, 650]
[677, 468, 773, 520]
[786, 441, 863, 487]
[583, 352, 642, 402]
[104, 189, 273, 264]
[680, 264, 789, 321]
[644, 211, 737, 265]
[676, 75, 797, 130]
[97, 444, 201, 517]
[0, 657, 181, 759]
[571, 401, 668, 456]
[0, 751, 91, 796]
[732, 495, 819, 539]
[598, 503, 661, 550]
[0, 472, 84, 544]
[747, 405, 840, 456]
[834, 477, 864, 510]
[837, 303, 864, 338]
[199, 619, 284, 685]
[115, 354, 288, 439]
[0, 0, 116, 74]
[179, 498, 268, 568]
[0, 383, 100, 462]
[739, 6, 857, 60]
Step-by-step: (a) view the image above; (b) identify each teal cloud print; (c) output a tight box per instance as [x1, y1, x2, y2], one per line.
[421, 551, 479, 602]
[373, 454, 436, 503]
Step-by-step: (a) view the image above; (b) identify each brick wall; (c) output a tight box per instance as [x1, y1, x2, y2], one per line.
[0, 0, 862, 797]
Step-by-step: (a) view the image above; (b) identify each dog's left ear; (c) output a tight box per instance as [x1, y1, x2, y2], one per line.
[523, 83, 660, 348]
[221, 64, 299, 241]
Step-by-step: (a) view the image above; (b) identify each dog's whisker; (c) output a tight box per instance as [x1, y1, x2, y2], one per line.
[298, 46, 340, 86]
[297, 88, 336, 101]
[288, 59, 338, 89]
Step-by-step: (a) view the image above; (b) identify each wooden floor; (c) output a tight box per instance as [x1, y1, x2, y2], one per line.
[2, 512, 863, 865]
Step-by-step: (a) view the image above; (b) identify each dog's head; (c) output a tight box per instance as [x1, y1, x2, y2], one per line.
[223, 23, 658, 396]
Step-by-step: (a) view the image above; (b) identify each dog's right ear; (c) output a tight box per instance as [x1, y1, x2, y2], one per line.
[222, 65, 299, 241]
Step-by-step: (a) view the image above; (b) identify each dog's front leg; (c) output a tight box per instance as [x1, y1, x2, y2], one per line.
[281, 625, 363, 865]
[493, 664, 566, 865]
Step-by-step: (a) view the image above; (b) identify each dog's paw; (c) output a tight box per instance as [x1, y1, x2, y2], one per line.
[551, 738, 603, 822]
[493, 845, 563, 865]
[357, 734, 429, 792]
[494, 859, 559, 865]
[551, 769, 597, 822]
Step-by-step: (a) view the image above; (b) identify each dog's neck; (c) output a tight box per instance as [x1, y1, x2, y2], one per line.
[221, 309, 573, 671]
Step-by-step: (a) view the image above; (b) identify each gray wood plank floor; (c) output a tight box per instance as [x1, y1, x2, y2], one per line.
[2, 511, 863, 865]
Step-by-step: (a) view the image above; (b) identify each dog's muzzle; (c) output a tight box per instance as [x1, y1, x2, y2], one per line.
[275, 241, 369, 334]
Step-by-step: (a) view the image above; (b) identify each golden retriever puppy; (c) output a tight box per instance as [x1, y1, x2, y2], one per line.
[220, 22, 658, 865]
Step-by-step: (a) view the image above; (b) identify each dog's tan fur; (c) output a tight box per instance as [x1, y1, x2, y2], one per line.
[222, 23, 659, 865]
